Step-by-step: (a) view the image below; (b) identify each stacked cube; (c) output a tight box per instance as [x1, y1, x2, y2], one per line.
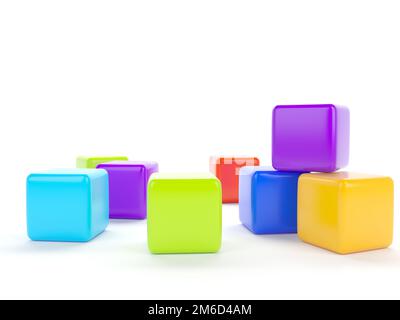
[239, 104, 394, 254]
[239, 167, 301, 234]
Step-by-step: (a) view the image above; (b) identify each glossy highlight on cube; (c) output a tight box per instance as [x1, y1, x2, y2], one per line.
[210, 156, 260, 203]
[239, 167, 302, 234]
[272, 104, 350, 172]
[97, 161, 159, 219]
[298, 172, 394, 254]
[147, 173, 222, 254]
[76, 156, 128, 169]
[27, 169, 109, 242]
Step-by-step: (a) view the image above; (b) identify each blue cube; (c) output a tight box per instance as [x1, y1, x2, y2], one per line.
[27, 169, 109, 242]
[239, 167, 303, 234]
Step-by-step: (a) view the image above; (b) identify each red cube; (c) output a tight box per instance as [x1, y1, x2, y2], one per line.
[210, 157, 260, 203]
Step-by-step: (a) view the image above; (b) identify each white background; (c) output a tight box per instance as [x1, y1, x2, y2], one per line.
[1, 0, 399, 300]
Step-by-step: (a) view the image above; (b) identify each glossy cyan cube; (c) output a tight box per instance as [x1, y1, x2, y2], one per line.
[298, 172, 394, 254]
[147, 173, 222, 254]
[272, 105, 350, 172]
[97, 161, 159, 219]
[76, 156, 128, 169]
[239, 167, 302, 234]
[210, 157, 260, 203]
[27, 169, 109, 242]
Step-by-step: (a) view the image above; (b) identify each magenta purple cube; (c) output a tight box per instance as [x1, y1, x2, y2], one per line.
[272, 104, 350, 172]
[96, 161, 159, 219]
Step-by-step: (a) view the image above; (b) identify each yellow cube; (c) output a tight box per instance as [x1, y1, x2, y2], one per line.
[298, 172, 394, 254]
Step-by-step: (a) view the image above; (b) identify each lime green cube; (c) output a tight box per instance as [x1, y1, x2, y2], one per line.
[76, 156, 128, 169]
[148, 173, 222, 254]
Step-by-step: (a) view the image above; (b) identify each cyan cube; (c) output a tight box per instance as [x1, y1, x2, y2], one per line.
[239, 166, 303, 234]
[27, 169, 109, 242]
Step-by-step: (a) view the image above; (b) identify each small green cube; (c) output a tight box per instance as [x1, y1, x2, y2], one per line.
[76, 156, 128, 169]
[147, 173, 222, 254]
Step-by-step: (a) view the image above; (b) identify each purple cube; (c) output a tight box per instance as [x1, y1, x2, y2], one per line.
[97, 161, 159, 219]
[272, 105, 350, 172]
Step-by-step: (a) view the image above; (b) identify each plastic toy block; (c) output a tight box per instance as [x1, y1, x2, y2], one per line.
[210, 157, 260, 203]
[97, 161, 159, 219]
[239, 166, 303, 234]
[26, 169, 109, 242]
[298, 172, 394, 254]
[147, 173, 222, 254]
[76, 156, 128, 169]
[272, 105, 350, 172]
